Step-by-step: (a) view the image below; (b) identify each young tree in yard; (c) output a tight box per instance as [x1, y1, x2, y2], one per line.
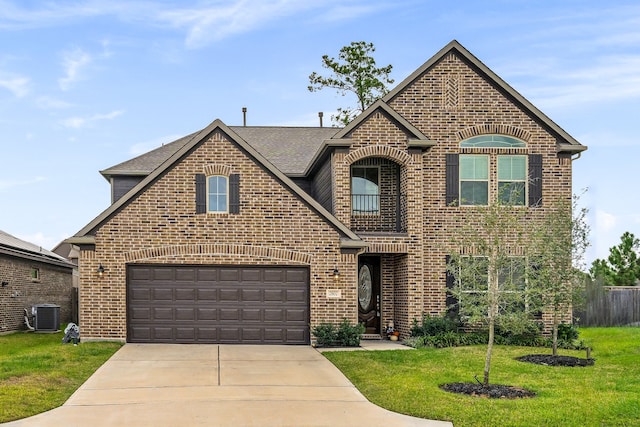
[308, 41, 393, 126]
[528, 195, 590, 356]
[589, 232, 640, 286]
[447, 202, 533, 386]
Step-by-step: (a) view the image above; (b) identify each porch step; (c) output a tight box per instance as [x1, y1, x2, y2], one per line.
[360, 334, 383, 340]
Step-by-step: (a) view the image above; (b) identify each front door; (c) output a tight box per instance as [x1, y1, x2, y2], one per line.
[358, 256, 381, 334]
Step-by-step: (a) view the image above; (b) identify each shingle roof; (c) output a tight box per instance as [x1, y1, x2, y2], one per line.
[100, 126, 339, 180]
[0, 230, 74, 268]
[70, 119, 364, 248]
[232, 127, 339, 175]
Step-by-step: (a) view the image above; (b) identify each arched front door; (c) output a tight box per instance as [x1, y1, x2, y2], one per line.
[358, 256, 381, 335]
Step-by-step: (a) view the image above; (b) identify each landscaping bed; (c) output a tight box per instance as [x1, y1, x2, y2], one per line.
[440, 382, 536, 399]
[516, 354, 595, 367]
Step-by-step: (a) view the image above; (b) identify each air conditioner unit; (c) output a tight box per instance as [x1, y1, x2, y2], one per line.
[33, 304, 60, 332]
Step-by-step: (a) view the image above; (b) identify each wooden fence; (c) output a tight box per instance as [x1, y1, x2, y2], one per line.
[575, 279, 640, 327]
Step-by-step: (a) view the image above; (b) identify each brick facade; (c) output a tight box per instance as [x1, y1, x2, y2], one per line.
[72, 41, 582, 342]
[78, 130, 356, 340]
[0, 254, 73, 333]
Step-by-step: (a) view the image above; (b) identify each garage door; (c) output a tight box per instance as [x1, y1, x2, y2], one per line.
[127, 265, 309, 344]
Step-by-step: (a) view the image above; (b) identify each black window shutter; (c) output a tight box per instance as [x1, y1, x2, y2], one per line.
[445, 255, 459, 316]
[445, 154, 459, 206]
[195, 174, 206, 214]
[528, 154, 543, 207]
[229, 174, 240, 214]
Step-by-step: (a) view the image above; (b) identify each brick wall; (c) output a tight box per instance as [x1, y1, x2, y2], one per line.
[0, 254, 73, 333]
[332, 50, 574, 335]
[80, 130, 354, 340]
[79, 49, 576, 340]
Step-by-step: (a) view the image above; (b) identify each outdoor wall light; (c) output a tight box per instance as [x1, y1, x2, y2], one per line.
[1, 281, 7, 287]
[333, 268, 340, 281]
[97, 264, 105, 277]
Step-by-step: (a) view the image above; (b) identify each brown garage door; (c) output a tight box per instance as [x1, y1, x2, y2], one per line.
[127, 265, 309, 344]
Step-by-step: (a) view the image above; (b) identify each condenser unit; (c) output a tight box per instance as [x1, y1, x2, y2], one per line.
[33, 304, 60, 332]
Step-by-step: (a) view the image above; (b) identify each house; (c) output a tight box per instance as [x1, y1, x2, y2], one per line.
[66, 40, 586, 344]
[0, 230, 74, 333]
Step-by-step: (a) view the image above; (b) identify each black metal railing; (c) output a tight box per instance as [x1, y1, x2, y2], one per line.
[351, 194, 380, 215]
[351, 193, 407, 233]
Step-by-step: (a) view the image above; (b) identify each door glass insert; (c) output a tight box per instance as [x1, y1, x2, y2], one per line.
[358, 265, 372, 310]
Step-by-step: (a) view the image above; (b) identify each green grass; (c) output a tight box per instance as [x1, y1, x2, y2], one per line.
[324, 327, 640, 427]
[0, 330, 122, 423]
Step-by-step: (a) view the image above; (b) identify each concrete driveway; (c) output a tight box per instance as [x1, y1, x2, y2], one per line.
[3, 344, 452, 427]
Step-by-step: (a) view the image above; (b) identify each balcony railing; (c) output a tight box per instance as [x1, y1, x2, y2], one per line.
[351, 193, 406, 233]
[351, 194, 380, 215]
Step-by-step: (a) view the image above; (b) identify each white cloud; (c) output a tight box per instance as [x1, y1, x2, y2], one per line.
[36, 96, 72, 109]
[60, 109, 124, 129]
[156, 0, 312, 49]
[595, 210, 617, 232]
[58, 48, 91, 90]
[0, 176, 46, 192]
[129, 134, 183, 156]
[0, 0, 384, 48]
[0, 73, 30, 97]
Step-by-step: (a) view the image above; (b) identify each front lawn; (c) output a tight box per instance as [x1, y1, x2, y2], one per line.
[323, 327, 640, 427]
[0, 330, 122, 423]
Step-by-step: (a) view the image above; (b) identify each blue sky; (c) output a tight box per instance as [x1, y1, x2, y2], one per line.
[1, 0, 638, 267]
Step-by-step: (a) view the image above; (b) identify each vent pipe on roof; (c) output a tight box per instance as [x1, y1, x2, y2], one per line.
[318, 112, 323, 127]
[242, 107, 247, 127]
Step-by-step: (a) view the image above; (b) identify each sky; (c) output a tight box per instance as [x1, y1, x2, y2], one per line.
[0, 0, 638, 268]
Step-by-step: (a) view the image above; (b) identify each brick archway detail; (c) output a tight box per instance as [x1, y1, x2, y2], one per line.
[344, 145, 413, 166]
[456, 124, 531, 142]
[124, 244, 312, 264]
[203, 164, 232, 176]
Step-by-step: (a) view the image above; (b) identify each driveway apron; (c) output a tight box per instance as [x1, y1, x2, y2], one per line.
[3, 344, 451, 427]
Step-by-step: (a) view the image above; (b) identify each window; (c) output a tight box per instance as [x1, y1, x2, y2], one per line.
[447, 256, 529, 316]
[460, 135, 526, 148]
[459, 155, 488, 205]
[207, 175, 228, 213]
[351, 166, 379, 214]
[196, 173, 239, 214]
[498, 155, 527, 206]
[30, 267, 40, 282]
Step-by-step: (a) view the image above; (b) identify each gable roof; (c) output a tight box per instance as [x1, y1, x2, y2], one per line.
[69, 119, 364, 248]
[331, 99, 433, 148]
[100, 126, 339, 180]
[0, 230, 74, 268]
[383, 40, 586, 153]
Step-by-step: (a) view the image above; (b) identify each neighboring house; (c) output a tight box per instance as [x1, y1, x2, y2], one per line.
[52, 241, 80, 324]
[0, 230, 74, 333]
[66, 40, 586, 344]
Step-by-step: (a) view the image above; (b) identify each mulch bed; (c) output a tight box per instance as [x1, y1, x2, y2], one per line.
[440, 382, 536, 399]
[516, 354, 595, 367]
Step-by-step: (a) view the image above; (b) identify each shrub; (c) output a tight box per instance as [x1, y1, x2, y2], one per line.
[336, 319, 365, 347]
[312, 319, 364, 347]
[312, 323, 337, 347]
[406, 314, 589, 350]
[410, 313, 461, 337]
[557, 323, 579, 341]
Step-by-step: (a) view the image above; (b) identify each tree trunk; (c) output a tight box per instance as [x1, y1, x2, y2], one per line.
[484, 318, 494, 386]
[552, 314, 559, 357]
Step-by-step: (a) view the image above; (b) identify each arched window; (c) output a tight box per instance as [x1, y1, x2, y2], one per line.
[456, 135, 528, 206]
[460, 135, 526, 148]
[207, 175, 228, 212]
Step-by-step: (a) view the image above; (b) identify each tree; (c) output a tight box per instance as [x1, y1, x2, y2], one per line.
[308, 41, 393, 126]
[590, 232, 640, 286]
[528, 195, 590, 356]
[447, 202, 534, 385]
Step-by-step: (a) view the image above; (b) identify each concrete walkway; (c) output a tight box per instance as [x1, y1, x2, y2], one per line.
[3, 344, 451, 427]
